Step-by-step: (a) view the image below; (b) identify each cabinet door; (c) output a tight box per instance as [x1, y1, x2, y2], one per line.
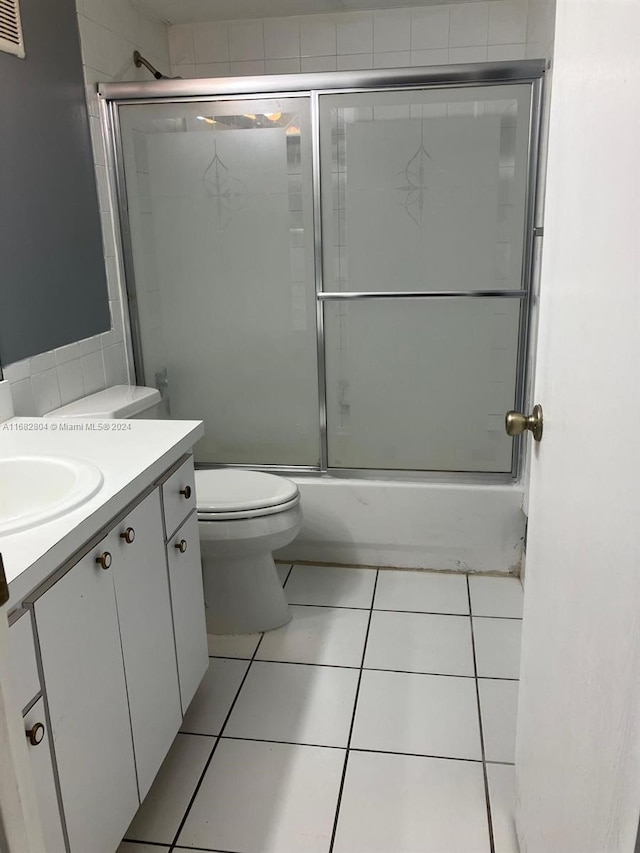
[34, 542, 139, 853]
[24, 698, 66, 853]
[166, 512, 208, 711]
[110, 490, 182, 799]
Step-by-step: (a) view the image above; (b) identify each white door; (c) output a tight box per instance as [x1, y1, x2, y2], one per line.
[515, 0, 640, 851]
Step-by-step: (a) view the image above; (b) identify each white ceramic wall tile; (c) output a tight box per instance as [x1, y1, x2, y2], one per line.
[352, 670, 482, 759]
[256, 605, 369, 667]
[337, 53, 373, 71]
[300, 16, 336, 57]
[411, 5, 450, 50]
[473, 617, 522, 679]
[224, 660, 359, 747]
[450, 2, 490, 47]
[126, 733, 214, 844]
[30, 369, 61, 416]
[479, 678, 519, 763]
[180, 658, 249, 736]
[176, 739, 344, 852]
[8, 380, 36, 417]
[337, 13, 373, 55]
[374, 570, 469, 614]
[486, 763, 519, 853]
[172, 63, 196, 78]
[266, 57, 301, 74]
[449, 45, 489, 63]
[374, 50, 411, 69]
[469, 576, 524, 618]
[2, 359, 30, 382]
[197, 61, 231, 77]
[411, 48, 449, 66]
[488, 43, 526, 60]
[103, 343, 128, 386]
[57, 359, 85, 406]
[80, 350, 106, 395]
[301, 55, 337, 73]
[489, 1, 528, 45]
[264, 17, 300, 59]
[333, 751, 490, 853]
[78, 335, 102, 356]
[228, 19, 265, 61]
[229, 59, 266, 76]
[285, 564, 376, 608]
[207, 631, 262, 659]
[194, 22, 229, 63]
[373, 9, 411, 53]
[365, 611, 475, 676]
[29, 351, 56, 373]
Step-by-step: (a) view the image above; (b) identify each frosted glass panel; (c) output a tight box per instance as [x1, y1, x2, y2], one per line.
[320, 86, 531, 292]
[120, 100, 319, 465]
[324, 299, 521, 472]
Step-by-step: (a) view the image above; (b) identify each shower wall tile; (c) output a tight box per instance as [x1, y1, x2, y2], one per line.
[168, 3, 532, 81]
[3, 0, 168, 413]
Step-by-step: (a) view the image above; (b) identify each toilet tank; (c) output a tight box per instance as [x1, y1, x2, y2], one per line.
[44, 385, 161, 419]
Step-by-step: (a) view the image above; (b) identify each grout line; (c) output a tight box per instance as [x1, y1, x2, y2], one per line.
[281, 563, 294, 587]
[220, 735, 345, 750]
[167, 632, 267, 852]
[328, 570, 379, 853]
[467, 575, 496, 853]
[349, 746, 483, 763]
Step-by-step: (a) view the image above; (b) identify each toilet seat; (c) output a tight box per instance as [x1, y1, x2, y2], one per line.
[195, 469, 300, 521]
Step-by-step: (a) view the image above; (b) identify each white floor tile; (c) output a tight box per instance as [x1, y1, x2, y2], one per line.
[207, 631, 262, 659]
[469, 576, 524, 618]
[177, 739, 345, 852]
[276, 562, 292, 584]
[181, 658, 249, 736]
[285, 564, 376, 608]
[487, 764, 519, 853]
[479, 678, 519, 763]
[352, 670, 482, 759]
[256, 605, 369, 667]
[225, 661, 359, 747]
[126, 734, 214, 844]
[364, 611, 475, 676]
[473, 617, 522, 679]
[333, 751, 490, 853]
[374, 570, 469, 614]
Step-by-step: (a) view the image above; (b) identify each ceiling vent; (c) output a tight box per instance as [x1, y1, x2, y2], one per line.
[0, 0, 25, 58]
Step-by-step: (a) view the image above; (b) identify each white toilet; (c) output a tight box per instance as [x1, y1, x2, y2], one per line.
[46, 385, 301, 635]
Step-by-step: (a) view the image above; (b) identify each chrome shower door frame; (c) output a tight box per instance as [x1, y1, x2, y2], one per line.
[100, 60, 545, 483]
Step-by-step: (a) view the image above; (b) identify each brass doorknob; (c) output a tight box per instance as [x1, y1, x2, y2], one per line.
[120, 527, 135, 544]
[26, 722, 45, 746]
[96, 551, 112, 570]
[179, 486, 192, 499]
[175, 539, 187, 553]
[505, 404, 543, 442]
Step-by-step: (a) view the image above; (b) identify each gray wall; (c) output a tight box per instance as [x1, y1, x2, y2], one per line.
[0, 0, 110, 365]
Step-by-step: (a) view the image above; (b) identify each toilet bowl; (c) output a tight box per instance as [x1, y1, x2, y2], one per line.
[45, 386, 302, 636]
[196, 469, 301, 635]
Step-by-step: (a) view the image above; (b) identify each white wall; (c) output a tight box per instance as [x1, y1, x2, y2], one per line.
[167, 2, 530, 77]
[2, 1, 169, 417]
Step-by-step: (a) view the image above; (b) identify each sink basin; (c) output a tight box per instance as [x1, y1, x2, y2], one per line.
[0, 456, 104, 535]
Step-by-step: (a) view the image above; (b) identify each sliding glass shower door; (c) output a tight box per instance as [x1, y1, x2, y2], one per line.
[112, 66, 541, 476]
[119, 98, 320, 466]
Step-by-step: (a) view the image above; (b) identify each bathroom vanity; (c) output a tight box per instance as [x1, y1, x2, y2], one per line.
[2, 418, 208, 853]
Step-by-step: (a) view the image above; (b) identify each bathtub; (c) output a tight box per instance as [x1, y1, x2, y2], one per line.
[276, 477, 525, 575]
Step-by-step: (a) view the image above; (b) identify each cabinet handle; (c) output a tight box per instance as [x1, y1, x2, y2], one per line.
[26, 722, 45, 746]
[179, 485, 192, 499]
[175, 539, 187, 553]
[96, 551, 112, 570]
[120, 527, 135, 544]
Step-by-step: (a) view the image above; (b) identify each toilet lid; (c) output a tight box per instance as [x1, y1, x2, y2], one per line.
[195, 469, 299, 513]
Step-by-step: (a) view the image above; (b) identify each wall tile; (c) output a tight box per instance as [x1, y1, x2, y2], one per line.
[300, 17, 336, 57]
[57, 360, 85, 405]
[229, 59, 266, 76]
[337, 53, 373, 71]
[194, 22, 228, 63]
[450, 2, 489, 47]
[2, 359, 30, 382]
[449, 45, 489, 63]
[488, 43, 526, 60]
[196, 61, 231, 77]
[266, 57, 301, 74]
[301, 55, 337, 73]
[489, 1, 528, 45]
[264, 18, 300, 59]
[79, 336, 102, 356]
[103, 344, 128, 386]
[373, 9, 411, 53]
[29, 351, 56, 374]
[55, 342, 81, 365]
[81, 351, 106, 395]
[228, 20, 265, 61]
[10, 379, 36, 417]
[411, 6, 450, 50]
[374, 51, 411, 69]
[411, 48, 449, 66]
[173, 63, 197, 78]
[337, 13, 373, 55]
[168, 23, 194, 64]
[31, 369, 62, 415]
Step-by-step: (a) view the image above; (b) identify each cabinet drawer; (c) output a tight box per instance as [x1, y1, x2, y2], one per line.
[9, 612, 40, 712]
[162, 455, 196, 540]
[24, 697, 66, 853]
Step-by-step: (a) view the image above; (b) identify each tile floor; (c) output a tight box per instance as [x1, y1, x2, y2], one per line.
[118, 565, 523, 853]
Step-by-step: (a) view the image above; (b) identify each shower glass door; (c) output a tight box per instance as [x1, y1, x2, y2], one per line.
[318, 84, 533, 472]
[119, 98, 320, 466]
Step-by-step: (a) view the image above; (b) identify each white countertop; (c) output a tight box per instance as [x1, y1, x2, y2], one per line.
[1, 417, 204, 610]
